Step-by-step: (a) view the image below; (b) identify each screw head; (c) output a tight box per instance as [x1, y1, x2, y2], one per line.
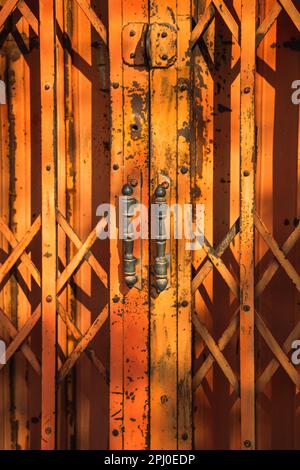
[112, 82, 119, 89]
[113, 164, 119, 171]
[112, 295, 120, 304]
[46, 165, 51, 172]
[243, 304, 251, 312]
[112, 429, 119, 437]
[244, 86, 251, 94]
[181, 166, 188, 175]
[181, 300, 189, 308]
[162, 54, 168, 61]
[46, 295, 53, 303]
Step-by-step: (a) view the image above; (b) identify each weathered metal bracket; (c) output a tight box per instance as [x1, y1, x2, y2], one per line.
[122, 22, 177, 68]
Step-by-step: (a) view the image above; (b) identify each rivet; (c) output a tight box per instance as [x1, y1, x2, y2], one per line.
[182, 433, 189, 441]
[181, 166, 188, 175]
[113, 164, 119, 171]
[45, 427, 52, 435]
[44, 83, 51, 91]
[46, 295, 53, 303]
[161, 31, 168, 38]
[130, 30, 136, 37]
[130, 52, 135, 59]
[162, 54, 168, 61]
[244, 440, 251, 448]
[244, 87, 251, 94]
[180, 84, 188, 92]
[243, 170, 250, 177]
[112, 429, 119, 437]
[112, 295, 120, 304]
[46, 165, 51, 172]
[243, 304, 251, 312]
[112, 82, 119, 89]
[181, 300, 189, 308]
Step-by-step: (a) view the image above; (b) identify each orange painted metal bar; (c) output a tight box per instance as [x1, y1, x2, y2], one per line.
[240, 0, 256, 451]
[18, 1, 39, 35]
[109, 0, 149, 450]
[108, 0, 124, 451]
[122, 0, 149, 450]
[177, 0, 192, 450]
[0, 0, 20, 28]
[74, 0, 107, 45]
[40, 0, 57, 450]
[279, 0, 300, 31]
[150, 0, 178, 450]
[212, 0, 240, 43]
[190, 2, 215, 49]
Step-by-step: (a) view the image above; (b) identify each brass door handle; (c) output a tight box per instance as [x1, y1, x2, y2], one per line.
[122, 184, 138, 288]
[154, 184, 168, 293]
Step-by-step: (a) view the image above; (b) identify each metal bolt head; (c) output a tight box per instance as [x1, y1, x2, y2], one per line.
[244, 86, 251, 94]
[112, 82, 119, 89]
[46, 165, 51, 172]
[243, 304, 251, 312]
[244, 440, 252, 448]
[162, 54, 168, 61]
[130, 30, 136, 37]
[181, 166, 188, 175]
[45, 427, 52, 435]
[155, 184, 166, 198]
[182, 433, 188, 441]
[44, 83, 51, 91]
[46, 295, 53, 303]
[122, 184, 133, 196]
[112, 429, 119, 437]
[244, 170, 250, 177]
[161, 31, 168, 38]
[181, 300, 189, 308]
[113, 164, 119, 171]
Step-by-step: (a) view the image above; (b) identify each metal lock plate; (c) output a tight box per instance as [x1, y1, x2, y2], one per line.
[122, 22, 177, 68]
[146, 23, 177, 69]
[122, 22, 148, 66]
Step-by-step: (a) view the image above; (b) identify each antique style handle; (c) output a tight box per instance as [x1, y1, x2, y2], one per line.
[122, 184, 138, 288]
[154, 184, 168, 293]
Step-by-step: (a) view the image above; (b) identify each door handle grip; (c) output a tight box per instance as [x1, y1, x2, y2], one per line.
[154, 184, 168, 293]
[122, 184, 138, 288]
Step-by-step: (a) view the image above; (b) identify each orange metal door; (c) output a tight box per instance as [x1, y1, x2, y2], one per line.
[0, 0, 300, 452]
[109, 0, 192, 450]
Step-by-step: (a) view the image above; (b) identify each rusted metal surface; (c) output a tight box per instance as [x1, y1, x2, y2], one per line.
[0, 0, 299, 451]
